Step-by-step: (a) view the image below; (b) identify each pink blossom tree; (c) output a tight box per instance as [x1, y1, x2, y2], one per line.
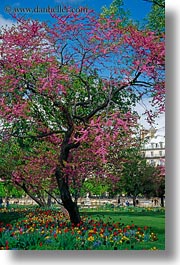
[0, 11, 165, 224]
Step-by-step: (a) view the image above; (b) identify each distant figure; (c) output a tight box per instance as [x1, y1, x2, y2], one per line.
[0, 197, 3, 208]
[154, 199, 158, 206]
[5, 198, 10, 209]
[126, 200, 129, 206]
[117, 196, 120, 205]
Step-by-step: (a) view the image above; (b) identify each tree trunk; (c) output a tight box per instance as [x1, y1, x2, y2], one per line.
[47, 194, 52, 207]
[160, 195, 164, 207]
[55, 166, 81, 225]
[133, 196, 136, 207]
[55, 117, 81, 225]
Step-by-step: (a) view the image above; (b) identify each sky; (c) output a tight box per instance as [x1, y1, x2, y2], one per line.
[0, 0, 152, 25]
[0, 0, 164, 134]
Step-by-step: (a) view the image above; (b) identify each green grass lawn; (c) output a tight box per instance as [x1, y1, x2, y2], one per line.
[81, 208, 165, 250]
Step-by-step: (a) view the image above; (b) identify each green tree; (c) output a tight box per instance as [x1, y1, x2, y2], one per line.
[82, 178, 109, 197]
[144, 0, 165, 34]
[0, 181, 24, 199]
[0, 139, 58, 207]
[153, 165, 165, 207]
[114, 147, 156, 206]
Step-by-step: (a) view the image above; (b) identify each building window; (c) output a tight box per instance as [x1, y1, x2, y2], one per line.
[159, 151, 162, 156]
[160, 142, 163, 148]
[151, 151, 154, 157]
[150, 160, 155, 165]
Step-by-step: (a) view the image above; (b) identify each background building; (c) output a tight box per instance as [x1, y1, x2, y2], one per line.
[141, 127, 165, 166]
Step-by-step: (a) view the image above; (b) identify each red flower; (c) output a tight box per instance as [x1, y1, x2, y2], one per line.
[39, 242, 43, 247]
[5, 241, 9, 250]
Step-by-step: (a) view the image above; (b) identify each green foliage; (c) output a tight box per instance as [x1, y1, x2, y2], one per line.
[0, 140, 23, 179]
[101, 0, 131, 26]
[0, 183, 6, 197]
[145, 0, 165, 34]
[0, 182, 24, 198]
[82, 179, 109, 197]
[102, 0, 165, 34]
[113, 147, 157, 198]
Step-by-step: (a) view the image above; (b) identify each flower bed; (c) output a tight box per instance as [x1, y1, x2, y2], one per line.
[0, 208, 158, 250]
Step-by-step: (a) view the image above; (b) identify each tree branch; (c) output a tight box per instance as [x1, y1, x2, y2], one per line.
[44, 189, 63, 206]
[143, 0, 165, 8]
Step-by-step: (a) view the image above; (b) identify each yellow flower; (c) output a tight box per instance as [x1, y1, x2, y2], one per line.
[87, 236, 94, 241]
[88, 229, 96, 234]
[150, 246, 158, 250]
[122, 236, 129, 241]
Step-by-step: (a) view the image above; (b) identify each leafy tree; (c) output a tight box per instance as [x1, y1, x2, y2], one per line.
[112, 147, 156, 206]
[82, 178, 109, 198]
[101, 0, 131, 25]
[0, 181, 24, 199]
[0, 138, 58, 207]
[152, 165, 165, 207]
[144, 0, 165, 34]
[0, 11, 165, 224]
[103, 0, 165, 34]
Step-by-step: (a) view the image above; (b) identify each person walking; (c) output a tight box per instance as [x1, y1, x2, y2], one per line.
[0, 197, 3, 208]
